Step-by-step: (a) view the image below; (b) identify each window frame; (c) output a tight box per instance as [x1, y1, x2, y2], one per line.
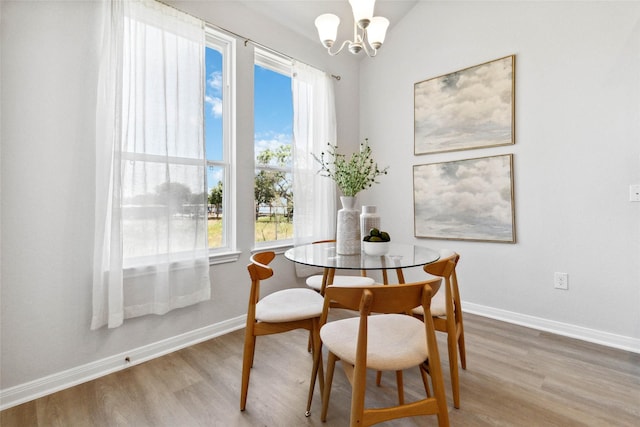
[253, 48, 294, 248]
[205, 26, 239, 262]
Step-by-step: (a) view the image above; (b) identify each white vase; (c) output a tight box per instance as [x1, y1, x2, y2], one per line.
[336, 196, 361, 255]
[360, 205, 381, 250]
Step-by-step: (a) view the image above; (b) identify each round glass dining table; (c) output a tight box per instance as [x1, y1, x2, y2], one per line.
[284, 241, 440, 289]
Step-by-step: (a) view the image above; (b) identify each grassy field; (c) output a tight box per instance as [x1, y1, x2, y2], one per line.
[208, 216, 293, 247]
[207, 218, 224, 247]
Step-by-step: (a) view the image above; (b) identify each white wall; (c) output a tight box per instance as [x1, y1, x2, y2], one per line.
[0, 0, 359, 408]
[359, 1, 640, 347]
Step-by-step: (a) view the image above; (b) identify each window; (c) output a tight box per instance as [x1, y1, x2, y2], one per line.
[254, 50, 293, 245]
[205, 28, 235, 252]
[93, 0, 212, 328]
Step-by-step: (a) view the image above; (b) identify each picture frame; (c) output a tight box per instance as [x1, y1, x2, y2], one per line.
[414, 55, 515, 155]
[413, 154, 516, 243]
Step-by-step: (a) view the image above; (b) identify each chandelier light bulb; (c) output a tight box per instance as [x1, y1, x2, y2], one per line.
[349, 0, 376, 29]
[367, 16, 389, 50]
[315, 13, 340, 48]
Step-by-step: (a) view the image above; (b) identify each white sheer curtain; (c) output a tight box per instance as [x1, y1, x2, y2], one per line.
[92, 0, 210, 329]
[292, 62, 337, 269]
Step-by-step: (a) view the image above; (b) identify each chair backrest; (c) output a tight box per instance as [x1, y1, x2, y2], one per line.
[248, 251, 275, 282]
[247, 251, 276, 306]
[423, 251, 458, 279]
[323, 278, 442, 319]
[422, 252, 460, 316]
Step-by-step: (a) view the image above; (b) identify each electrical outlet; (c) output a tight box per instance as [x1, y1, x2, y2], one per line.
[630, 185, 640, 202]
[554, 272, 569, 290]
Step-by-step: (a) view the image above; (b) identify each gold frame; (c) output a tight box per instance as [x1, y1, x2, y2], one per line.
[414, 55, 515, 155]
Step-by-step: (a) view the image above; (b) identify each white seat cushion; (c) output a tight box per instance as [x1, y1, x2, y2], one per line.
[412, 283, 446, 317]
[320, 314, 428, 371]
[255, 288, 324, 323]
[306, 274, 375, 291]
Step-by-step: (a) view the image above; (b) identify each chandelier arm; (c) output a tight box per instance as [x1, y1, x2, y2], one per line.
[353, 19, 359, 43]
[360, 30, 378, 57]
[326, 39, 352, 56]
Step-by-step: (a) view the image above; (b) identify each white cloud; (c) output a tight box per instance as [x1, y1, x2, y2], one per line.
[415, 57, 513, 153]
[207, 167, 224, 187]
[413, 155, 513, 240]
[208, 71, 222, 93]
[205, 70, 223, 118]
[255, 132, 291, 152]
[205, 95, 222, 118]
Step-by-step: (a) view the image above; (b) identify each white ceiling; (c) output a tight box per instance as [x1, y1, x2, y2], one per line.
[238, 0, 419, 47]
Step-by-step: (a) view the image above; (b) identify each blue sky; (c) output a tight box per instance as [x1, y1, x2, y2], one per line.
[205, 47, 224, 162]
[205, 47, 292, 192]
[253, 63, 293, 163]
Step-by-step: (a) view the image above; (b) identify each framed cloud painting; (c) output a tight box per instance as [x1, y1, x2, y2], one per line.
[414, 55, 515, 155]
[413, 154, 516, 243]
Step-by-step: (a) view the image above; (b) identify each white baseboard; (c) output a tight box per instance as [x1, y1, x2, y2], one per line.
[464, 302, 640, 354]
[0, 315, 246, 411]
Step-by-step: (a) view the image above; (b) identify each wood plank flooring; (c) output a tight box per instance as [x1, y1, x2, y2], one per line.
[2, 312, 639, 426]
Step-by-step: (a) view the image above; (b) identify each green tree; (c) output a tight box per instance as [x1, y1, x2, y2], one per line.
[208, 181, 223, 218]
[257, 144, 291, 167]
[254, 170, 277, 219]
[255, 145, 293, 218]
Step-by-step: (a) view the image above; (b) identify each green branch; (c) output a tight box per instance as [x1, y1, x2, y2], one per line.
[313, 138, 388, 197]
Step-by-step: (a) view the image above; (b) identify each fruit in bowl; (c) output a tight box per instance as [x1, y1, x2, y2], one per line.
[363, 228, 391, 255]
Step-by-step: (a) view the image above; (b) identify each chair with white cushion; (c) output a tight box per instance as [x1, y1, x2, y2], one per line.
[317, 279, 449, 427]
[305, 240, 375, 294]
[412, 250, 465, 409]
[240, 251, 324, 416]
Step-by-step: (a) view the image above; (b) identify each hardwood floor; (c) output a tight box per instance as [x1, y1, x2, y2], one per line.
[2, 312, 639, 426]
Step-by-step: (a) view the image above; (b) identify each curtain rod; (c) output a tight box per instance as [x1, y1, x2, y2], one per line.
[157, 0, 341, 81]
[242, 38, 341, 81]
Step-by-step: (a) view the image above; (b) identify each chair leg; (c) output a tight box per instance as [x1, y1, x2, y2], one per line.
[419, 364, 431, 397]
[425, 359, 450, 427]
[240, 333, 256, 411]
[306, 320, 324, 417]
[458, 323, 467, 370]
[447, 328, 461, 409]
[395, 370, 404, 405]
[350, 358, 367, 427]
[314, 325, 325, 396]
[321, 352, 338, 422]
[306, 350, 318, 416]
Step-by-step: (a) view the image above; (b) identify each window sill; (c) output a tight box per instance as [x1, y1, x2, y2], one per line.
[209, 250, 242, 265]
[251, 242, 293, 255]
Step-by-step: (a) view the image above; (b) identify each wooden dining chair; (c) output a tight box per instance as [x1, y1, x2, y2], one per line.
[412, 250, 466, 409]
[305, 240, 375, 295]
[316, 279, 449, 427]
[241, 251, 324, 417]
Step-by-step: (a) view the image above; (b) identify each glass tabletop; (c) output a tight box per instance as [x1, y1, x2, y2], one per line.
[284, 242, 440, 271]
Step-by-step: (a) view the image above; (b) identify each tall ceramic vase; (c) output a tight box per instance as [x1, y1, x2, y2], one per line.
[336, 196, 361, 255]
[360, 205, 380, 250]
